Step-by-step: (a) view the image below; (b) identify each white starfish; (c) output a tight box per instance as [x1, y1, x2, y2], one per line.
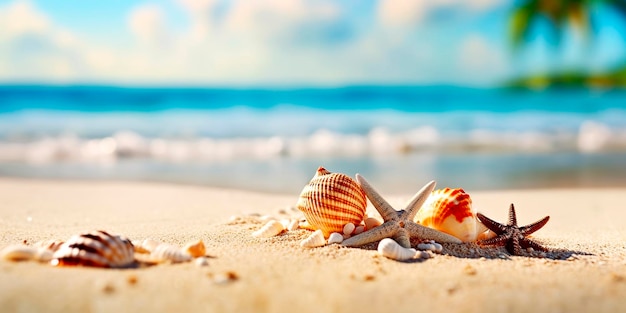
[342, 175, 462, 248]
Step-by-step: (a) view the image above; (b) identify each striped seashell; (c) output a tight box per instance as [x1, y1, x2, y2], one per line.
[414, 188, 480, 242]
[252, 220, 285, 238]
[149, 244, 192, 263]
[296, 167, 367, 237]
[300, 230, 326, 248]
[377, 238, 417, 261]
[135, 238, 161, 253]
[183, 239, 206, 258]
[51, 230, 135, 268]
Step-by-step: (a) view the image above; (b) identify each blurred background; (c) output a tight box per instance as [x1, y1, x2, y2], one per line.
[0, 0, 625, 194]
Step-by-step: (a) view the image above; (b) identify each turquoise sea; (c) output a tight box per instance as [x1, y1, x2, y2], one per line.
[1, 85, 625, 193]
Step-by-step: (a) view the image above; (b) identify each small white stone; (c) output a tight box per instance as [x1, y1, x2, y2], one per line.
[195, 257, 209, 267]
[433, 243, 443, 253]
[327, 232, 344, 244]
[343, 223, 355, 236]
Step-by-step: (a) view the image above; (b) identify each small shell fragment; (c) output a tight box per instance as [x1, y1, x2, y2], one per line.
[377, 238, 417, 261]
[252, 220, 285, 238]
[183, 239, 206, 258]
[343, 223, 356, 236]
[300, 230, 326, 248]
[286, 219, 300, 231]
[327, 232, 344, 244]
[417, 242, 442, 253]
[136, 238, 161, 253]
[1, 245, 36, 261]
[150, 244, 192, 263]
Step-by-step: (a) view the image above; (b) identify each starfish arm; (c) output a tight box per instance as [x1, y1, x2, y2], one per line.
[400, 180, 437, 221]
[506, 235, 521, 255]
[341, 222, 397, 247]
[520, 238, 548, 252]
[478, 234, 509, 246]
[392, 227, 411, 248]
[404, 221, 462, 243]
[508, 203, 518, 227]
[476, 213, 506, 235]
[355, 174, 398, 221]
[520, 216, 550, 236]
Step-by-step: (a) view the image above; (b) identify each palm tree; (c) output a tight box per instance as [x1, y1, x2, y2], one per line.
[508, 0, 626, 87]
[510, 0, 626, 48]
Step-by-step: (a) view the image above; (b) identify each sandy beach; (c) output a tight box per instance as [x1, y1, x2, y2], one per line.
[1, 177, 625, 313]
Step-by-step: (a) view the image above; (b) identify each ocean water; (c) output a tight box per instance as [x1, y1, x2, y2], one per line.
[1, 85, 625, 194]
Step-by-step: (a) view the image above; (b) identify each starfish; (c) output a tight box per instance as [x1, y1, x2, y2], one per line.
[476, 203, 550, 256]
[342, 175, 462, 248]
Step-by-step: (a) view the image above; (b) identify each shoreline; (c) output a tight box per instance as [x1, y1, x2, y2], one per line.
[1, 178, 625, 312]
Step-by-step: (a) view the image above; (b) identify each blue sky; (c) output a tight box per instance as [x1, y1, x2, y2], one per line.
[1, 0, 625, 86]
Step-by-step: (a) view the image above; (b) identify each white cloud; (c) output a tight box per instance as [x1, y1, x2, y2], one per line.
[128, 4, 167, 44]
[377, 0, 504, 28]
[0, 0, 49, 39]
[0, 0, 514, 86]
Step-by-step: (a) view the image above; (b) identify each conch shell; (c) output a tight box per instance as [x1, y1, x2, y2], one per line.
[414, 188, 487, 242]
[296, 167, 367, 237]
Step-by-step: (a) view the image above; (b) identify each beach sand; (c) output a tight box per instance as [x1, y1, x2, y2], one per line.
[0, 178, 625, 313]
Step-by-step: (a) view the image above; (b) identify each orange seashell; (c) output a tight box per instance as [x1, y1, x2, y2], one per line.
[296, 167, 367, 237]
[414, 188, 478, 242]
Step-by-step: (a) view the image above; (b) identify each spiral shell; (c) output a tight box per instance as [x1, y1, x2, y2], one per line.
[296, 167, 367, 237]
[149, 244, 192, 263]
[300, 230, 326, 248]
[414, 188, 478, 242]
[252, 220, 285, 238]
[51, 230, 135, 268]
[377, 238, 417, 261]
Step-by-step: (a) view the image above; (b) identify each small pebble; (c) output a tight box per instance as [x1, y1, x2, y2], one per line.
[364, 217, 382, 230]
[463, 264, 477, 275]
[127, 275, 138, 285]
[195, 257, 210, 267]
[343, 223, 355, 236]
[354, 225, 365, 235]
[327, 232, 344, 244]
[214, 271, 239, 284]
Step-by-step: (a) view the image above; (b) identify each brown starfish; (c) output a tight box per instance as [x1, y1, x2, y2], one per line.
[341, 175, 462, 248]
[476, 203, 550, 256]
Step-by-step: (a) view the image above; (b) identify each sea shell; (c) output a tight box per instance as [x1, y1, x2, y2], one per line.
[414, 188, 480, 242]
[300, 230, 326, 248]
[183, 239, 206, 258]
[133, 238, 161, 254]
[1, 245, 52, 262]
[296, 167, 367, 237]
[327, 232, 344, 244]
[33, 239, 65, 252]
[51, 230, 135, 268]
[377, 238, 417, 261]
[149, 244, 192, 263]
[252, 220, 285, 238]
